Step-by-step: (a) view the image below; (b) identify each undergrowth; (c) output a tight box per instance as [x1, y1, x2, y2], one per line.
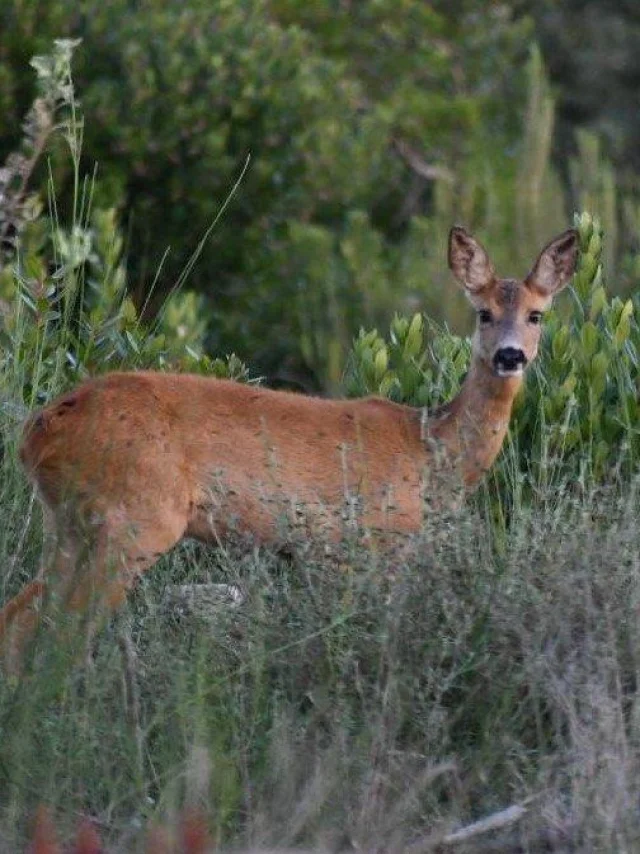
[2, 477, 640, 851]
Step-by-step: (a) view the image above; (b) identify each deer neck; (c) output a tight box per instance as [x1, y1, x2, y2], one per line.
[425, 359, 522, 489]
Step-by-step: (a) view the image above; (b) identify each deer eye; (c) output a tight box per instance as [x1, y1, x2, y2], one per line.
[528, 311, 543, 325]
[478, 309, 493, 324]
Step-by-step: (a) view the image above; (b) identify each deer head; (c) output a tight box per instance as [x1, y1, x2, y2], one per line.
[448, 226, 578, 377]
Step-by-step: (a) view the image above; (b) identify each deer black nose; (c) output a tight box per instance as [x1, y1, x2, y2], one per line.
[493, 347, 527, 373]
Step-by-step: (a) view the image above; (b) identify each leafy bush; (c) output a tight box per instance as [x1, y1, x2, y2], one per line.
[0, 3, 550, 387]
[2, 17, 639, 388]
[517, 212, 638, 483]
[0, 41, 249, 410]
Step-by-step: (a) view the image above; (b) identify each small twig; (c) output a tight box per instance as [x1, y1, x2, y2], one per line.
[0, 99, 55, 266]
[443, 803, 528, 844]
[117, 619, 144, 781]
[393, 138, 455, 183]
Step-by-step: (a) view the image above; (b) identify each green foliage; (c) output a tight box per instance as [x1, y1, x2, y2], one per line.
[0, 38, 80, 272]
[0, 41, 249, 408]
[0, 2, 536, 386]
[346, 312, 469, 407]
[519, 212, 639, 482]
[522, 0, 640, 179]
[2, 10, 640, 390]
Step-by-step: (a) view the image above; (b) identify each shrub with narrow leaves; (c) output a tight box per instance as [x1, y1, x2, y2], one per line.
[345, 312, 469, 407]
[517, 212, 639, 482]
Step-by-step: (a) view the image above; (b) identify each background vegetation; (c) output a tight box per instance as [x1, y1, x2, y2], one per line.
[0, 3, 639, 850]
[1, 0, 639, 390]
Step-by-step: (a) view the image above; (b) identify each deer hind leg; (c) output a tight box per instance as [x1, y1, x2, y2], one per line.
[64, 504, 188, 615]
[0, 502, 187, 671]
[0, 505, 83, 672]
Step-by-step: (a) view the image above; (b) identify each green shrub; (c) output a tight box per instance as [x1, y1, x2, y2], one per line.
[0, 4, 541, 386]
[0, 41, 249, 410]
[516, 212, 638, 483]
[3, 24, 639, 389]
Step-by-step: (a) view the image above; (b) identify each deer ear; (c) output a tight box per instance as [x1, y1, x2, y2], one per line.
[448, 226, 495, 295]
[526, 228, 578, 299]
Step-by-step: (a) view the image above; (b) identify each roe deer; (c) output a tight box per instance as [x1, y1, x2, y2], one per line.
[0, 226, 578, 662]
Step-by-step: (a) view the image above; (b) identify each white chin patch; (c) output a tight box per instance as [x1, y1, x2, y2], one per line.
[495, 365, 524, 378]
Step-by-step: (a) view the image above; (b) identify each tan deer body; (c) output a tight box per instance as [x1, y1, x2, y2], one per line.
[0, 227, 578, 661]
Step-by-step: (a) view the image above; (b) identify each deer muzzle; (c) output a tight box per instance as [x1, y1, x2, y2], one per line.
[493, 347, 527, 377]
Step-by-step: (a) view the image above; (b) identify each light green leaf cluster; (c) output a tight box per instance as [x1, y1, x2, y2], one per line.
[346, 311, 469, 408]
[516, 212, 639, 482]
